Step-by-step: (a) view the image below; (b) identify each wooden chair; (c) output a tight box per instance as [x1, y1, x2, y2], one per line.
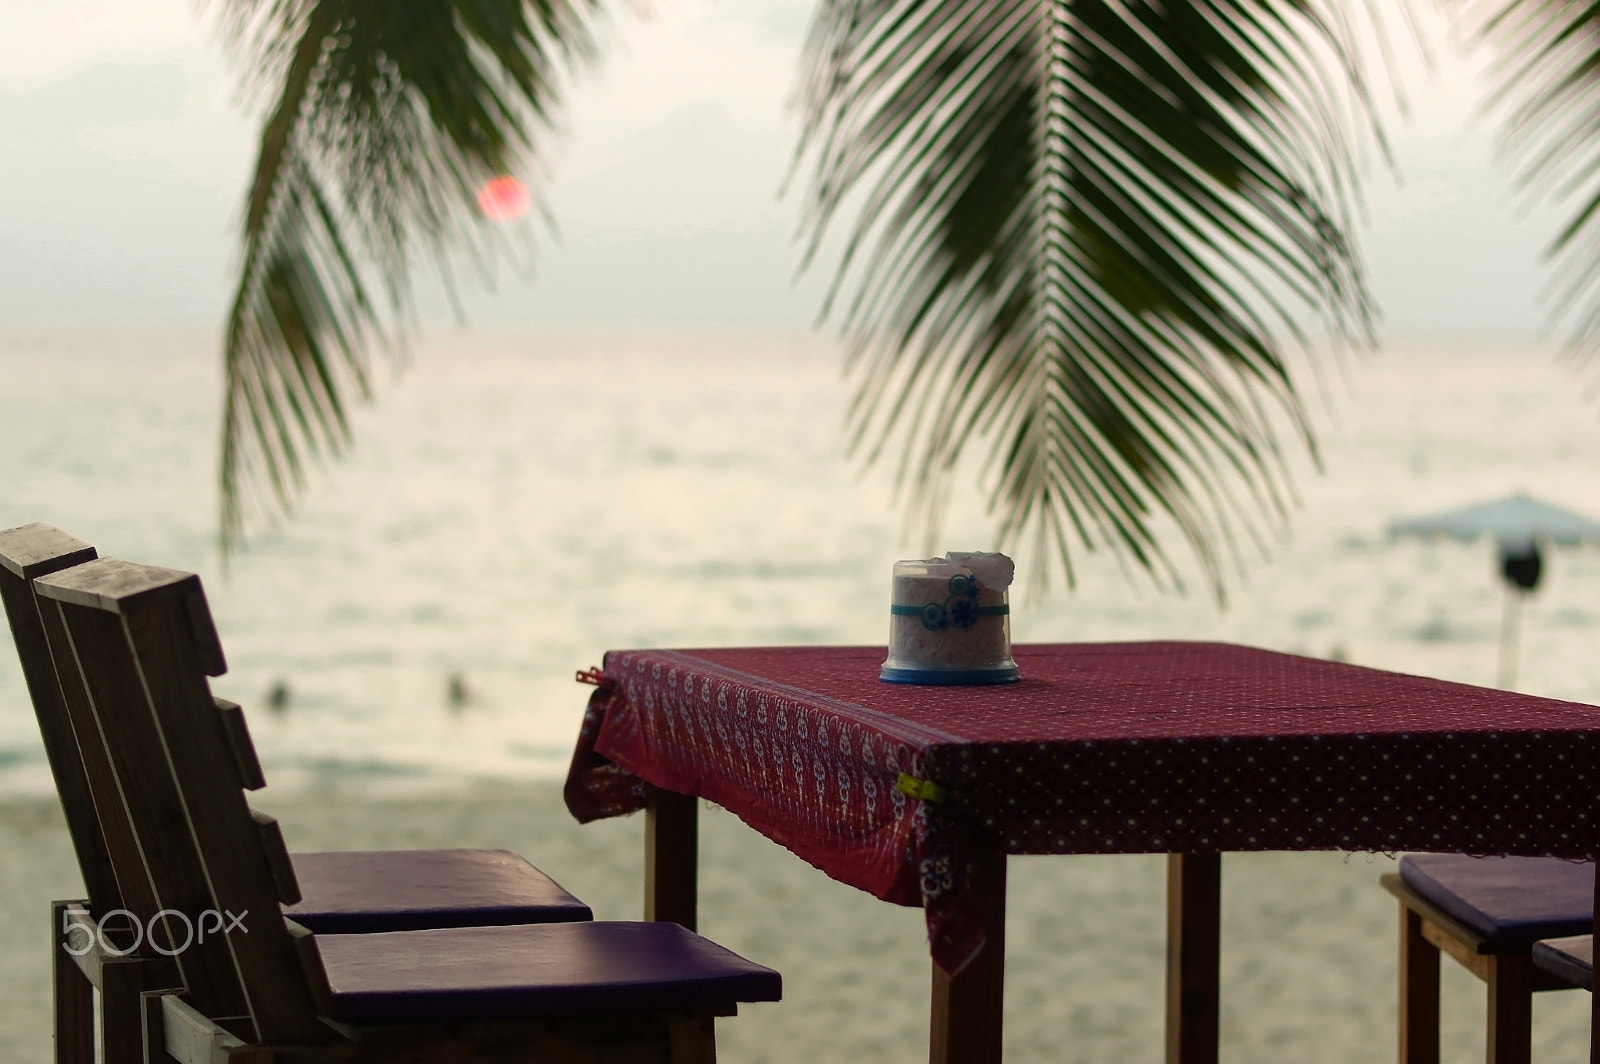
[0, 524, 592, 1063]
[31, 555, 780, 1063]
[1381, 853, 1595, 1064]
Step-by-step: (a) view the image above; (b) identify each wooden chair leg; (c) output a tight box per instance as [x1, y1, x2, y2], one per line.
[1485, 953, 1533, 1064]
[645, 784, 698, 930]
[1591, 876, 1598, 1064]
[141, 992, 166, 1064]
[99, 957, 144, 1064]
[1166, 853, 1222, 1064]
[668, 1014, 717, 1063]
[51, 901, 93, 1064]
[1399, 903, 1441, 1064]
[929, 851, 1006, 1064]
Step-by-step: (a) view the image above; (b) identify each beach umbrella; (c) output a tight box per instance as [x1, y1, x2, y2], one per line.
[1388, 493, 1600, 687]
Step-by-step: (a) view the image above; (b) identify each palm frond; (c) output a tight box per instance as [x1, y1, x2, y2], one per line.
[1462, 1, 1600, 357]
[791, 0, 1393, 600]
[211, 0, 603, 553]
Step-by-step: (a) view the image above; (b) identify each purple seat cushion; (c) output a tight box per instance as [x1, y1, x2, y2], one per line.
[317, 921, 782, 1024]
[1532, 935, 1593, 991]
[1399, 854, 1594, 946]
[282, 849, 591, 934]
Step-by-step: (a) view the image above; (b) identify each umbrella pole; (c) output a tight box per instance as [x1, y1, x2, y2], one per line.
[1497, 584, 1524, 689]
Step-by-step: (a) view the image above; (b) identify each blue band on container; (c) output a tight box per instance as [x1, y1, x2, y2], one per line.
[890, 573, 1010, 632]
[879, 663, 1020, 685]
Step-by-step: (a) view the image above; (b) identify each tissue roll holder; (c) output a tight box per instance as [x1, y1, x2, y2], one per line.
[880, 560, 1019, 684]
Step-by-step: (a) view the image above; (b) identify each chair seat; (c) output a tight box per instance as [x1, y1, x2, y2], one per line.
[317, 921, 782, 1024]
[1532, 935, 1594, 991]
[1399, 854, 1594, 946]
[283, 849, 592, 933]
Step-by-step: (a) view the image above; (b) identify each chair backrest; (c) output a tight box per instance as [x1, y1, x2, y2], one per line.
[0, 524, 123, 911]
[33, 557, 329, 1045]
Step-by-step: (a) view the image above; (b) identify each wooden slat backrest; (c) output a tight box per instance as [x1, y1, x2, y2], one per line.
[32, 576, 175, 943]
[216, 699, 267, 791]
[0, 524, 120, 912]
[41, 589, 254, 1025]
[34, 559, 328, 1046]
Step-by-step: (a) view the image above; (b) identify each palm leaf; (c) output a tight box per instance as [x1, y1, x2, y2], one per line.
[1462, 0, 1600, 357]
[211, 0, 602, 552]
[791, 0, 1394, 599]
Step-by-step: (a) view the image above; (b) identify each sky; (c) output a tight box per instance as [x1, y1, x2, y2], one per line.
[0, 0, 1577, 339]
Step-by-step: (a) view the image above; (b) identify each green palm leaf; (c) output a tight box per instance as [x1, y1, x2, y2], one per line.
[213, 0, 602, 553]
[791, 0, 1392, 599]
[1464, 0, 1600, 354]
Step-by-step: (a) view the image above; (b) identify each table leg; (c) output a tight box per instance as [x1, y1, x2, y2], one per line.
[1166, 852, 1221, 1064]
[644, 784, 698, 930]
[930, 850, 1006, 1064]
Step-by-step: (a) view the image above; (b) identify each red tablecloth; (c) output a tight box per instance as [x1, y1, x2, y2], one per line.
[565, 642, 1600, 974]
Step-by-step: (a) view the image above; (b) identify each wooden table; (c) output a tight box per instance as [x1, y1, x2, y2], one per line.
[565, 643, 1600, 1063]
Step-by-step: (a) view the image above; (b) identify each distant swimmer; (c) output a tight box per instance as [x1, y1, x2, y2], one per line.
[267, 679, 291, 713]
[447, 671, 471, 711]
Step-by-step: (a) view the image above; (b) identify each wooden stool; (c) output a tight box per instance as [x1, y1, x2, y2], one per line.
[1382, 853, 1594, 1064]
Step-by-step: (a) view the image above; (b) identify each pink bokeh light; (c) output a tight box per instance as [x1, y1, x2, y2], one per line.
[476, 176, 530, 222]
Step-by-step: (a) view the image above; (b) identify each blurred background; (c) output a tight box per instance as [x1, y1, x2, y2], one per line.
[1, 2, 1598, 1062]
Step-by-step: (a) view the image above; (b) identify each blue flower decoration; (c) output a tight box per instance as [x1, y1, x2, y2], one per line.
[947, 597, 978, 629]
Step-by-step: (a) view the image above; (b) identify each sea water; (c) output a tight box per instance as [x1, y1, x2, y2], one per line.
[2, 325, 1600, 795]
[3, 324, 1600, 1064]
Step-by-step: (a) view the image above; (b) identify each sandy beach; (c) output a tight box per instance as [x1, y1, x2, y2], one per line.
[0, 779, 1587, 1063]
